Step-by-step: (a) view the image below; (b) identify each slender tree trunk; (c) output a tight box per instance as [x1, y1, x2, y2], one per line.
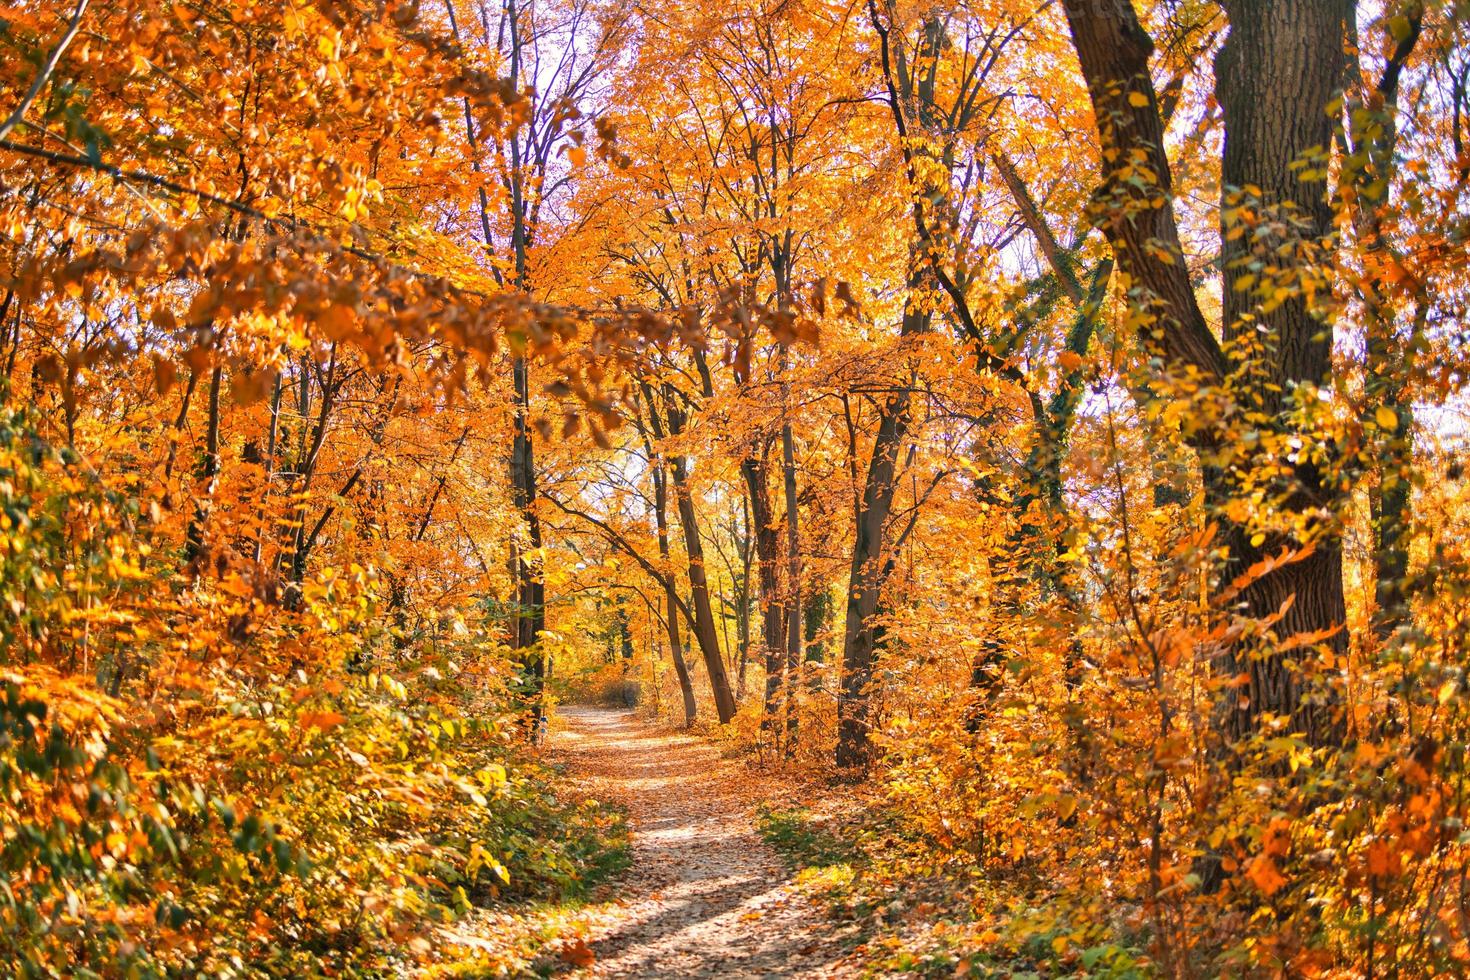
[735, 497, 753, 700]
[509, 354, 547, 702]
[161, 367, 201, 506]
[1347, 11, 1423, 640]
[803, 582, 830, 681]
[451, 0, 548, 730]
[780, 386, 802, 743]
[659, 558, 697, 727]
[284, 345, 338, 595]
[836, 290, 929, 769]
[741, 447, 785, 730]
[252, 369, 284, 565]
[183, 364, 223, 565]
[664, 389, 738, 724]
[644, 422, 698, 726]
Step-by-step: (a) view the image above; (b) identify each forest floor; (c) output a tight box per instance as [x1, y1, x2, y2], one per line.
[544, 706, 861, 978]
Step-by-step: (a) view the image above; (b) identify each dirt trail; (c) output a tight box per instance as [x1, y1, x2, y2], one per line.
[550, 706, 853, 979]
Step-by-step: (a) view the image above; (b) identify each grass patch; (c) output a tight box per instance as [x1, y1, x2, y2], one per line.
[424, 765, 632, 978]
[757, 804, 864, 871]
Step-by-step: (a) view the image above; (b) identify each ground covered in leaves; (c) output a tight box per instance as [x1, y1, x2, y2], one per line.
[436, 706, 1150, 979]
[433, 705, 855, 977]
[546, 707, 861, 977]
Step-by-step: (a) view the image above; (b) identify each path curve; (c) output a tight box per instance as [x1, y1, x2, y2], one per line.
[550, 707, 853, 978]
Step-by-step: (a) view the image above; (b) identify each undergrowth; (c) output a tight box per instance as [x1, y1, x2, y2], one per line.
[757, 803, 1150, 979]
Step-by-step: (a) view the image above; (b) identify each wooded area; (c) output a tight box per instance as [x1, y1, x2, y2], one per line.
[2, 0, 1469, 975]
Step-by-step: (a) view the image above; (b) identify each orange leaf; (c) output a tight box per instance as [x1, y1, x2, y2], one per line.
[300, 711, 347, 732]
[1246, 854, 1287, 896]
[558, 938, 595, 968]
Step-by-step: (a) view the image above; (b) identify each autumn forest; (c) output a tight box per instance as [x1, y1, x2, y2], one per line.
[2, 0, 1470, 975]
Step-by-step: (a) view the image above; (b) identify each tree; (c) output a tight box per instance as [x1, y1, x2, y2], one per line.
[1062, 0, 1352, 746]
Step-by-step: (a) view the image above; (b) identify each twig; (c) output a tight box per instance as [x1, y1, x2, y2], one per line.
[0, 0, 90, 144]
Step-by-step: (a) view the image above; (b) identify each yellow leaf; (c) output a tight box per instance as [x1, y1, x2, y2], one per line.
[1128, 91, 1150, 108]
[1375, 405, 1398, 430]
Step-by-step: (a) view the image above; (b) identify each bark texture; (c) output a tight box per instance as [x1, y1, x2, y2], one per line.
[1062, 0, 1352, 746]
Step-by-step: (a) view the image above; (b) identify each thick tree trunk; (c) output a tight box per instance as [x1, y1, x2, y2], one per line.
[1212, 0, 1351, 746]
[1063, 0, 1350, 748]
[836, 404, 907, 769]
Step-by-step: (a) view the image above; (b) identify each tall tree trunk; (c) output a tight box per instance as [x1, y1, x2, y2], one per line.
[741, 446, 785, 730]
[651, 462, 698, 727]
[1211, 0, 1351, 745]
[161, 367, 201, 509]
[509, 354, 547, 705]
[803, 582, 830, 679]
[735, 494, 754, 700]
[252, 369, 284, 565]
[282, 344, 338, 597]
[664, 388, 738, 724]
[1347, 10, 1423, 640]
[836, 287, 930, 769]
[780, 381, 802, 742]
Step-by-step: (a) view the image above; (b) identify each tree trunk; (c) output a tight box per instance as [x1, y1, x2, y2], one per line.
[735, 494, 754, 700]
[780, 397, 802, 743]
[803, 582, 830, 676]
[665, 390, 738, 724]
[183, 364, 223, 565]
[652, 461, 698, 727]
[509, 353, 547, 719]
[741, 447, 785, 730]
[252, 369, 283, 565]
[1211, 0, 1351, 745]
[1347, 10, 1423, 640]
[836, 289, 929, 769]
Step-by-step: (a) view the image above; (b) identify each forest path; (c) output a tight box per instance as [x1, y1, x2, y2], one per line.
[549, 706, 853, 979]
